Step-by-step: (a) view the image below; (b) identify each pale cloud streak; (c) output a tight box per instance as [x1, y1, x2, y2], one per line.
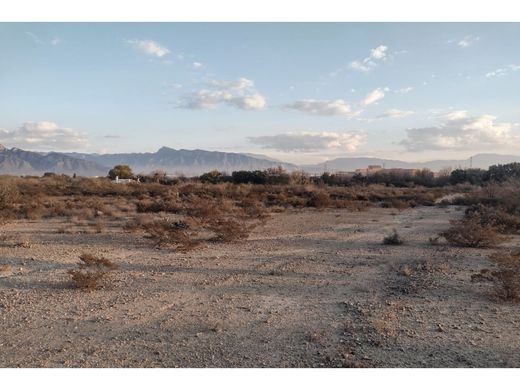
[284, 99, 354, 116]
[25, 32, 61, 46]
[127, 39, 171, 58]
[485, 64, 520, 78]
[377, 109, 414, 119]
[395, 86, 413, 94]
[249, 131, 366, 152]
[178, 78, 266, 111]
[457, 35, 480, 48]
[349, 45, 388, 72]
[329, 44, 389, 77]
[362, 88, 387, 106]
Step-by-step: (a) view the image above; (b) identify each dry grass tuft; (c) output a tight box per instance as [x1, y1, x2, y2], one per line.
[68, 253, 118, 290]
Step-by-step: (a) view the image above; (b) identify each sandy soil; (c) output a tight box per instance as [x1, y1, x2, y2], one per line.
[1, 205, 519, 367]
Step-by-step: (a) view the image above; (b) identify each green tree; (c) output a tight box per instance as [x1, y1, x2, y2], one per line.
[108, 165, 134, 180]
[199, 170, 224, 184]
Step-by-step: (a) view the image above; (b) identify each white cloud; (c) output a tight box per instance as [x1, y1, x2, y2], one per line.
[401, 111, 517, 152]
[127, 39, 170, 58]
[485, 64, 520, 78]
[349, 45, 388, 72]
[228, 94, 266, 111]
[178, 77, 266, 111]
[370, 45, 388, 60]
[284, 99, 354, 116]
[248, 131, 366, 152]
[457, 35, 480, 48]
[362, 88, 386, 105]
[377, 109, 414, 119]
[349, 60, 371, 72]
[395, 86, 413, 94]
[0, 121, 89, 151]
[51, 37, 61, 46]
[192, 61, 204, 69]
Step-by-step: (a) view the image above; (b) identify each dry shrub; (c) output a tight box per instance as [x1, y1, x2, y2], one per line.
[0, 178, 20, 208]
[466, 204, 520, 234]
[307, 191, 331, 209]
[471, 251, 520, 302]
[205, 217, 252, 242]
[136, 198, 181, 213]
[123, 214, 151, 231]
[142, 219, 200, 251]
[383, 229, 404, 245]
[440, 216, 505, 248]
[68, 253, 118, 290]
[380, 199, 411, 210]
[237, 196, 268, 219]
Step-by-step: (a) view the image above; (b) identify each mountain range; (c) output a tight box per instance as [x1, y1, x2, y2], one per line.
[0, 144, 519, 177]
[302, 154, 520, 174]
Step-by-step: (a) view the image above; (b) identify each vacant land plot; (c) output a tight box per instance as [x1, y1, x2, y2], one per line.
[1, 205, 519, 367]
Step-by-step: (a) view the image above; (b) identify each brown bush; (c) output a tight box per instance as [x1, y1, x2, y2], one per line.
[142, 219, 200, 251]
[68, 253, 118, 290]
[471, 251, 520, 302]
[0, 178, 20, 205]
[383, 229, 404, 245]
[205, 217, 253, 242]
[440, 216, 505, 248]
[466, 204, 520, 234]
[136, 198, 181, 213]
[307, 191, 331, 209]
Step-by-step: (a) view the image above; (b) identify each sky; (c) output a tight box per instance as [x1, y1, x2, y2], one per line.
[0, 22, 519, 164]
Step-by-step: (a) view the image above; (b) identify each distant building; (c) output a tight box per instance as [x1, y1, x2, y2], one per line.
[383, 168, 420, 176]
[112, 176, 139, 184]
[354, 165, 384, 176]
[354, 166, 420, 177]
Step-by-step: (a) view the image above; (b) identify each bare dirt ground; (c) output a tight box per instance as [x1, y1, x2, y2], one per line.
[1, 205, 519, 367]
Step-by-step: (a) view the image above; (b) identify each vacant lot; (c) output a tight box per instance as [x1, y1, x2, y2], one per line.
[1, 204, 519, 367]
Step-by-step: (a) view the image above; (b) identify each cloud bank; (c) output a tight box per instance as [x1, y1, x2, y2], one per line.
[401, 111, 517, 152]
[249, 131, 366, 152]
[0, 121, 89, 151]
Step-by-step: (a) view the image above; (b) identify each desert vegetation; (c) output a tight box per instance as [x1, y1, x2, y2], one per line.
[1, 163, 520, 367]
[68, 253, 118, 290]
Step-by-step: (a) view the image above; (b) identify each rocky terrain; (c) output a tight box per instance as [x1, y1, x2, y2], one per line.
[0, 205, 519, 367]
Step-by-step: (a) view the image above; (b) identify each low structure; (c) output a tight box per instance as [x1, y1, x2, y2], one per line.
[354, 166, 420, 177]
[112, 176, 139, 184]
[354, 165, 384, 176]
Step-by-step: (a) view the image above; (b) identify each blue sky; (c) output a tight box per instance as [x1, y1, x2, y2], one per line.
[0, 23, 519, 163]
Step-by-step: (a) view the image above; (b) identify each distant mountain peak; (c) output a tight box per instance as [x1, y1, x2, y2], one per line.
[0, 146, 108, 176]
[157, 146, 176, 153]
